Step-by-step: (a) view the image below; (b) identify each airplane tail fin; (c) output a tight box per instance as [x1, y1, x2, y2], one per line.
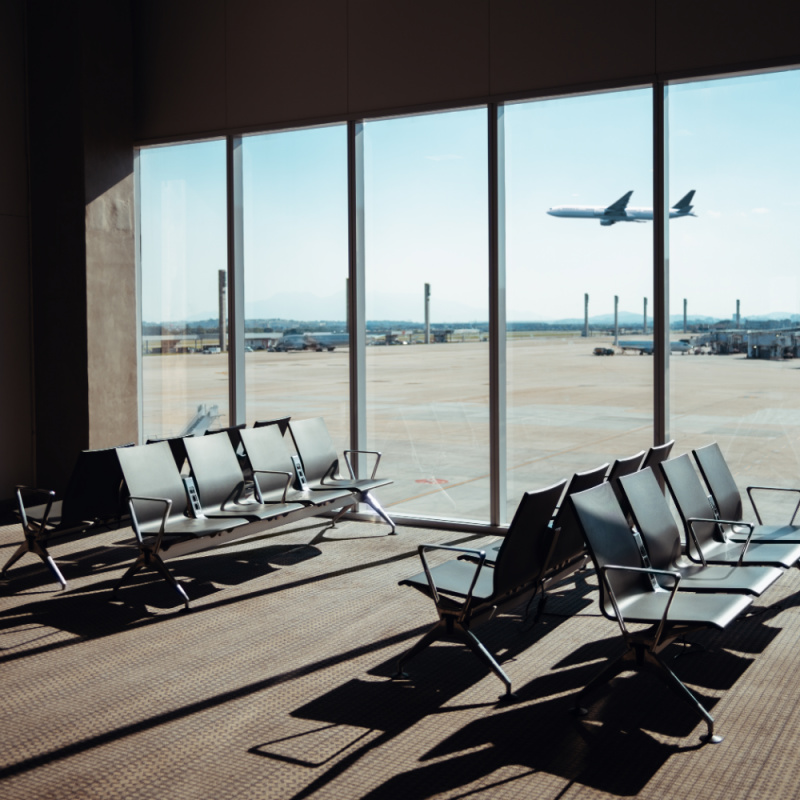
[672, 190, 696, 211]
[606, 190, 634, 212]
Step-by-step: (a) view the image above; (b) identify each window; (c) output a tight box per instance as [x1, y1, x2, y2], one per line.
[138, 139, 228, 441]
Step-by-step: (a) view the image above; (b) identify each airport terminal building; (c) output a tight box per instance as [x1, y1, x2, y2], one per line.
[3, 3, 800, 799]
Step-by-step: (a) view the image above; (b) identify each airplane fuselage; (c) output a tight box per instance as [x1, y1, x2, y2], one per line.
[546, 206, 690, 222]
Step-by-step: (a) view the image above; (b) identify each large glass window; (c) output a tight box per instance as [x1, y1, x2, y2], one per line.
[668, 69, 800, 515]
[241, 125, 349, 445]
[503, 89, 654, 521]
[139, 139, 229, 441]
[363, 109, 490, 522]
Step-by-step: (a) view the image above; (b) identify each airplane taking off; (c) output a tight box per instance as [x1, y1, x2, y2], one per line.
[547, 190, 696, 226]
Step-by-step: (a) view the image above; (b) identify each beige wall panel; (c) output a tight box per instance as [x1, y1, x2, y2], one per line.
[0, 0, 27, 216]
[348, 0, 490, 114]
[226, 0, 348, 128]
[85, 173, 138, 449]
[490, 2, 655, 96]
[657, 0, 800, 75]
[0, 215, 33, 497]
[134, 0, 227, 141]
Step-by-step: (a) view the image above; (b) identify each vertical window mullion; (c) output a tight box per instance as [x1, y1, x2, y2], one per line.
[228, 135, 246, 425]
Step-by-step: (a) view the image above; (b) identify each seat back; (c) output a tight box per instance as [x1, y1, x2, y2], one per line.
[570, 482, 655, 619]
[693, 442, 743, 522]
[606, 450, 646, 518]
[239, 425, 298, 498]
[205, 422, 246, 453]
[288, 417, 340, 484]
[60, 444, 132, 528]
[641, 439, 675, 492]
[253, 416, 291, 436]
[116, 442, 189, 526]
[184, 433, 246, 509]
[660, 454, 721, 558]
[492, 481, 565, 597]
[549, 463, 609, 567]
[619, 468, 683, 569]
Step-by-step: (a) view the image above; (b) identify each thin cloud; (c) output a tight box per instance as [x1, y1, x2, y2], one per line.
[751, 207, 770, 214]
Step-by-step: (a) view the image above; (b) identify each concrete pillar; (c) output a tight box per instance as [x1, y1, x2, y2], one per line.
[643, 297, 648, 335]
[583, 293, 589, 337]
[614, 295, 619, 346]
[424, 282, 431, 344]
[683, 298, 687, 333]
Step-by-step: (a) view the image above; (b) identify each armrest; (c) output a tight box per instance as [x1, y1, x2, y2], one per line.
[343, 449, 383, 480]
[417, 543, 487, 613]
[251, 469, 293, 503]
[746, 485, 800, 525]
[600, 563, 681, 646]
[128, 494, 173, 549]
[688, 516, 754, 566]
[15, 485, 56, 531]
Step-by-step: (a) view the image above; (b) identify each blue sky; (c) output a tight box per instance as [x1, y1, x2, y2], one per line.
[139, 68, 800, 325]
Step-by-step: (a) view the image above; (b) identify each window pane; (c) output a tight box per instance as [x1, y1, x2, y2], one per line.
[139, 140, 229, 440]
[668, 69, 800, 516]
[364, 109, 489, 522]
[242, 126, 349, 443]
[504, 89, 654, 521]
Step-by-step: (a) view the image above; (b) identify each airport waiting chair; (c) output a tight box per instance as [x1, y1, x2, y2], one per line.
[115, 441, 252, 608]
[395, 480, 565, 698]
[620, 468, 782, 596]
[146, 434, 192, 472]
[239, 424, 357, 511]
[693, 442, 800, 544]
[569, 481, 753, 743]
[288, 417, 396, 534]
[640, 439, 674, 492]
[660, 455, 800, 569]
[183, 433, 305, 523]
[5, 445, 131, 588]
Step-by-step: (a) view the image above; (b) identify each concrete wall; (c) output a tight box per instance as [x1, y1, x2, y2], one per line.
[0, 0, 34, 501]
[26, 0, 137, 493]
[133, 0, 800, 142]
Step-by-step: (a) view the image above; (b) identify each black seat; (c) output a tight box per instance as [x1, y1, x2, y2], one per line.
[115, 441, 252, 608]
[570, 481, 752, 743]
[620, 468, 782, 595]
[693, 442, 800, 544]
[661, 454, 800, 569]
[183, 433, 305, 523]
[239, 424, 356, 511]
[6, 444, 132, 588]
[395, 480, 565, 698]
[640, 439, 675, 493]
[288, 417, 395, 534]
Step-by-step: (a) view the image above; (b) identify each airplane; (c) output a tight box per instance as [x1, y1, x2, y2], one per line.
[547, 190, 696, 226]
[274, 332, 349, 352]
[618, 339, 693, 355]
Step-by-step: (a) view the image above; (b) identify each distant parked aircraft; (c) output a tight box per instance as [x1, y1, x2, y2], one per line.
[275, 332, 349, 352]
[547, 190, 696, 226]
[618, 340, 693, 355]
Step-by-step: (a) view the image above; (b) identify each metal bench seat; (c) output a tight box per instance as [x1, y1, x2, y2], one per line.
[694, 442, 800, 544]
[395, 480, 566, 699]
[661, 454, 800, 569]
[570, 481, 753, 743]
[620, 467, 782, 596]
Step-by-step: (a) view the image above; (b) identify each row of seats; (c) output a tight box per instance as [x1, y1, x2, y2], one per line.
[4, 417, 395, 605]
[397, 442, 800, 743]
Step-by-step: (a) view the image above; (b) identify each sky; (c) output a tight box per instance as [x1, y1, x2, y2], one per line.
[139, 68, 800, 325]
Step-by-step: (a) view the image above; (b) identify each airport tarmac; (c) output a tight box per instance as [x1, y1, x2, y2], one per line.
[143, 334, 800, 524]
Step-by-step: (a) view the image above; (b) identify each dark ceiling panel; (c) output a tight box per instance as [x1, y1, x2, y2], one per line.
[491, 1, 655, 96]
[348, 0, 490, 115]
[134, 0, 227, 140]
[657, 0, 800, 75]
[226, 0, 348, 128]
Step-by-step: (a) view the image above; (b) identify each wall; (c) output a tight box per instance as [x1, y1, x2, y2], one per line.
[0, 0, 33, 502]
